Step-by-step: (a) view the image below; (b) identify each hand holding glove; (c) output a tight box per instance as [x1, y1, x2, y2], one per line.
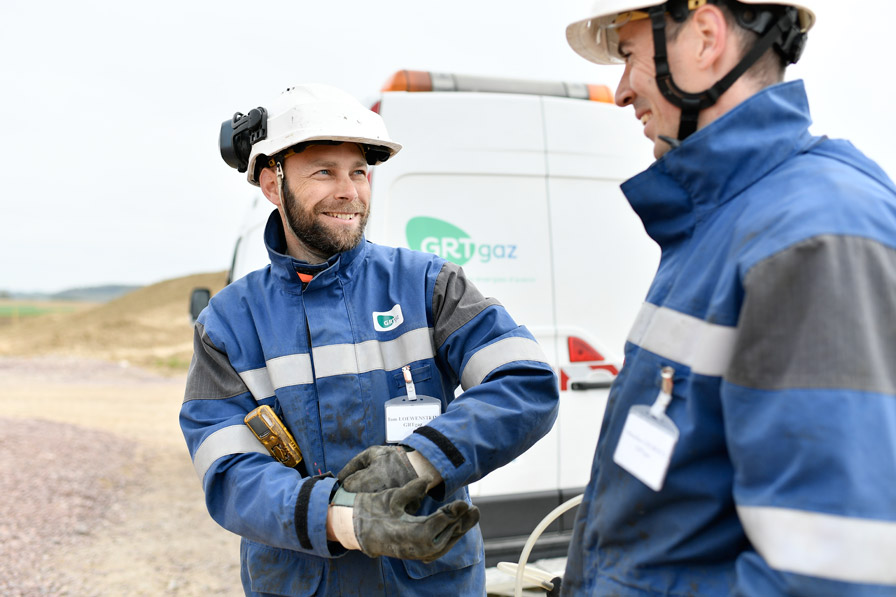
[328, 477, 479, 563]
[338, 445, 427, 493]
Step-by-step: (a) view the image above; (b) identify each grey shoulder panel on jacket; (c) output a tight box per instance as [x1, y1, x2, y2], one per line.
[728, 234, 896, 395]
[183, 321, 249, 403]
[432, 261, 501, 350]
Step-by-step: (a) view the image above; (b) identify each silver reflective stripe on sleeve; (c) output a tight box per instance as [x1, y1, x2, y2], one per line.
[238, 367, 277, 401]
[738, 505, 896, 586]
[460, 336, 549, 391]
[192, 424, 268, 483]
[314, 327, 435, 378]
[627, 302, 738, 377]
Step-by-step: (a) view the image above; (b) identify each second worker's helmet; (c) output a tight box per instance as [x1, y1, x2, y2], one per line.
[565, 0, 816, 142]
[567, 0, 815, 65]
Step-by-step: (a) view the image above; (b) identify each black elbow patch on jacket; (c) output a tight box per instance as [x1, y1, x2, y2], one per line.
[414, 426, 465, 468]
[295, 477, 320, 550]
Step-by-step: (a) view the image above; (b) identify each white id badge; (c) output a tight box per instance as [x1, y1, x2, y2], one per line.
[612, 405, 679, 491]
[385, 365, 441, 443]
[612, 367, 679, 491]
[384, 396, 441, 443]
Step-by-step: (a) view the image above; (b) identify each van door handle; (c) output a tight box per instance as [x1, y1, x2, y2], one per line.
[570, 380, 613, 391]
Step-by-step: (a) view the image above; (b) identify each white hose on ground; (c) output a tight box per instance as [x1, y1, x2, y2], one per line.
[507, 492, 584, 597]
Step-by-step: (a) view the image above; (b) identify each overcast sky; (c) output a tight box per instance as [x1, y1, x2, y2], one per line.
[2, 0, 894, 293]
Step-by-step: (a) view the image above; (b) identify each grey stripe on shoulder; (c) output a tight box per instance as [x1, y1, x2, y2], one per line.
[183, 322, 249, 403]
[432, 261, 501, 350]
[727, 234, 896, 394]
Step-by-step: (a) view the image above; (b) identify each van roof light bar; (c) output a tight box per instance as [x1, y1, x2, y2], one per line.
[381, 70, 613, 103]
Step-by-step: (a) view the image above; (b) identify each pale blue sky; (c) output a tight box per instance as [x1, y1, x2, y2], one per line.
[1, 0, 893, 292]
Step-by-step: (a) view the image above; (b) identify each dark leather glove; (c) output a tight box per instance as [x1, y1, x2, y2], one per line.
[339, 477, 480, 563]
[338, 445, 418, 493]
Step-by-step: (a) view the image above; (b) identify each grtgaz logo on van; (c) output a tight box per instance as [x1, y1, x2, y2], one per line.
[405, 217, 518, 266]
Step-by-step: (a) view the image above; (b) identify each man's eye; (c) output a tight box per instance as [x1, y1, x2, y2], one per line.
[316, 169, 330, 176]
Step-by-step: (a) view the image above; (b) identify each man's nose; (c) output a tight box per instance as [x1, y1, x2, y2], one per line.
[335, 173, 359, 200]
[615, 69, 634, 107]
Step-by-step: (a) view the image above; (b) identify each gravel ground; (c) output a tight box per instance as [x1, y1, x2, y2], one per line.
[0, 356, 241, 597]
[0, 417, 138, 596]
[0, 355, 173, 385]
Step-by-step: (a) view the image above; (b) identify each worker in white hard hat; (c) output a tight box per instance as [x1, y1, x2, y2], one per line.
[561, 1, 896, 595]
[180, 84, 559, 596]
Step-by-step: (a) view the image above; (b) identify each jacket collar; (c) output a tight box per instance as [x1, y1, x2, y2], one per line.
[622, 80, 817, 247]
[263, 209, 367, 290]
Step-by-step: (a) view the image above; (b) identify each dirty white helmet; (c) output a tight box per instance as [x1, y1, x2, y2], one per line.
[220, 84, 402, 186]
[566, 0, 815, 142]
[567, 0, 816, 65]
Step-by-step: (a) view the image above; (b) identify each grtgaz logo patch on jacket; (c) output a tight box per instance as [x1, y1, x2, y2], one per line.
[373, 304, 404, 332]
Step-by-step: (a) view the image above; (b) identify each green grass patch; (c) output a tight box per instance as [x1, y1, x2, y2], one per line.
[0, 303, 78, 318]
[152, 355, 193, 371]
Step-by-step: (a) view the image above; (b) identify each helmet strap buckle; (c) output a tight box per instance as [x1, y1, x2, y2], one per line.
[275, 161, 286, 206]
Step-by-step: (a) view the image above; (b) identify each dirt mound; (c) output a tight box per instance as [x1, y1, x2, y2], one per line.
[0, 272, 227, 372]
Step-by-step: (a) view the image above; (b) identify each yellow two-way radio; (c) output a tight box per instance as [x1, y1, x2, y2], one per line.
[244, 405, 304, 468]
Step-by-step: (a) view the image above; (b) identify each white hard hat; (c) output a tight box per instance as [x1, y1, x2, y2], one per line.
[566, 0, 816, 65]
[245, 84, 402, 185]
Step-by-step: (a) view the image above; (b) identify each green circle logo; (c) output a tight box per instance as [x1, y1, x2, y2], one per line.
[405, 217, 474, 265]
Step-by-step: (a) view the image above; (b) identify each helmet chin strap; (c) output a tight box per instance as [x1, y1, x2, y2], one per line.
[647, 2, 799, 143]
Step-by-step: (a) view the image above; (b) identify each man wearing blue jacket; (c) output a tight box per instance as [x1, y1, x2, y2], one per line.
[563, 0, 896, 595]
[179, 84, 559, 596]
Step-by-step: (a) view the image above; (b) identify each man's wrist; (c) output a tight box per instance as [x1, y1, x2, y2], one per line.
[406, 449, 442, 490]
[327, 487, 360, 550]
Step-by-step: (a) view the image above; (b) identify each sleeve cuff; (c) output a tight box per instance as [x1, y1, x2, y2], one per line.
[403, 426, 468, 501]
[294, 474, 339, 557]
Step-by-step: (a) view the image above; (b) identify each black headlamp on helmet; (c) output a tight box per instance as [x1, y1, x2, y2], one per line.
[219, 108, 268, 173]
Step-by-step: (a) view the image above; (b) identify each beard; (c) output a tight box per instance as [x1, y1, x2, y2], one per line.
[281, 181, 369, 260]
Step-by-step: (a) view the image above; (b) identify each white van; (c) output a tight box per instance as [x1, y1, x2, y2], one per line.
[197, 71, 658, 566]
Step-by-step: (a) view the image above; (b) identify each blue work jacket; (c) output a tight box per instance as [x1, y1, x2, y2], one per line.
[180, 211, 558, 596]
[563, 81, 896, 596]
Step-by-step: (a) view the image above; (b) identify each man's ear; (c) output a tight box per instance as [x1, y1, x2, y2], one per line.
[259, 165, 281, 207]
[691, 4, 729, 70]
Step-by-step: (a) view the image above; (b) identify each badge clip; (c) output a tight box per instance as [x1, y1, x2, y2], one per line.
[402, 365, 418, 401]
[384, 366, 441, 443]
[612, 365, 680, 491]
[649, 366, 675, 419]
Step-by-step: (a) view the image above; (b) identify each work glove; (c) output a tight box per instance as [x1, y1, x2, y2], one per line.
[331, 477, 480, 563]
[337, 445, 419, 493]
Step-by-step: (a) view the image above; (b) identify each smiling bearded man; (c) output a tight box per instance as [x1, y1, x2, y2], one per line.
[179, 83, 560, 597]
[274, 142, 371, 263]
